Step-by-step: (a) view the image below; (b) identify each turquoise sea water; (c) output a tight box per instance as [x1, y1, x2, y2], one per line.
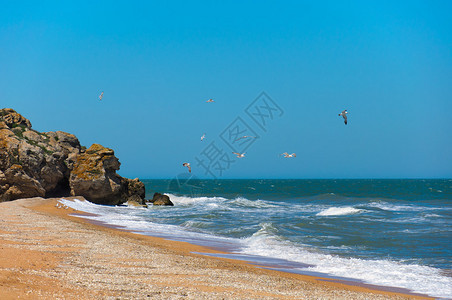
[61, 179, 452, 298]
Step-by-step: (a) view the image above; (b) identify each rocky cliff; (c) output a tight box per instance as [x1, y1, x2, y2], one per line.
[0, 108, 145, 205]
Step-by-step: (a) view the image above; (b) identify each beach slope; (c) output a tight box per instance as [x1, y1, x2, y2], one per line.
[0, 198, 430, 299]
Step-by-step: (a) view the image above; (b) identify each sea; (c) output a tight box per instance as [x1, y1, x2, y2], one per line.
[59, 179, 452, 299]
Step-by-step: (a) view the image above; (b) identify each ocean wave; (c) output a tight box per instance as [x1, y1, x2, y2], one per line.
[384, 216, 446, 225]
[181, 220, 211, 229]
[167, 194, 280, 210]
[240, 231, 452, 299]
[242, 223, 300, 253]
[60, 198, 237, 245]
[165, 194, 227, 206]
[316, 206, 362, 216]
[252, 222, 279, 237]
[367, 201, 439, 212]
[422, 213, 442, 218]
[230, 197, 278, 208]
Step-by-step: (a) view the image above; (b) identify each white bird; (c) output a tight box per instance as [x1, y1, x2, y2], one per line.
[280, 152, 296, 158]
[201, 133, 206, 141]
[235, 135, 256, 141]
[182, 162, 191, 173]
[338, 110, 348, 125]
[99, 91, 104, 101]
[232, 152, 245, 158]
[206, 99, 214, 103]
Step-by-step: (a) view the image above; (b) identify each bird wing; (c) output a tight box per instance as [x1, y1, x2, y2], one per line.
[344, 115, 348, 125]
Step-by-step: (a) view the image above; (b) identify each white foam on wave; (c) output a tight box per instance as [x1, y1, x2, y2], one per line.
[59, 198, 106, 214]
[181, 220, 210, 229]
[316, 206, 362, 216]
[166, 194, 279, 211]
[230, 197, 278, 209]
[241, 224, 452, 298]
[165, 193, 227, 206]
[59, 198, 236, 246]
[423, 213, 441, 218]
[60, 198, 160, 230]
[368, 201, 440, 212]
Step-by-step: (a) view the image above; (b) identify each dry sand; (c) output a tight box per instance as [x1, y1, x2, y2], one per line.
[0, 197, 432, 299]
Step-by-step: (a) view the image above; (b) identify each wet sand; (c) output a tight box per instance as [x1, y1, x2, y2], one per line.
[0, 197, 432, 299]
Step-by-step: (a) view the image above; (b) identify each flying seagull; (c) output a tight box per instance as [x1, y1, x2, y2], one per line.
[280, 152, 296, 158]
[206, 99, 214, 103]
[99, 91, 104, 101]
[235, 135, 256, 141]
[338, 110, 348, 125]
[232, 152, 245, 158]
[182, 162, 191, 173]
[201, 133, 206, 141]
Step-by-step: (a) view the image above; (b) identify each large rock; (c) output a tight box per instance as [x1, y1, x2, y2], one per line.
[0, 109, 68, 201]
[125, 178, 146, 205]
[149, 192, 174, 206]
[0, 108, 145, 205]
[70, 144, 124, 205]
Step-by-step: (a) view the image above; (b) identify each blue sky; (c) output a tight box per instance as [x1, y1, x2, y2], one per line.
[1, 1, 451, 179]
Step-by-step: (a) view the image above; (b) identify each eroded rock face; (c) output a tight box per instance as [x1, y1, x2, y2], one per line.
[70, 144, 125, 205]
[0, 109, 72, 201]
[125, 178, 146, 205]
[0, 108, 145, 205]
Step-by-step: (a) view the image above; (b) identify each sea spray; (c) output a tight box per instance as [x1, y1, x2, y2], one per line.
[316, 206, 363, 216]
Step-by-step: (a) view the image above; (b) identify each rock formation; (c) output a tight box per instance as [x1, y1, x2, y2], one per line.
[149, 192, 174, 206]
[0, 108, 145, 205]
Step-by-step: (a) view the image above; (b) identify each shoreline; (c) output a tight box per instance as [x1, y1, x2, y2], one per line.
[0, 197, 433, 299]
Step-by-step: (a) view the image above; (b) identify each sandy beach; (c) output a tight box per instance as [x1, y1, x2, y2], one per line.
[0, 197, 432, 299]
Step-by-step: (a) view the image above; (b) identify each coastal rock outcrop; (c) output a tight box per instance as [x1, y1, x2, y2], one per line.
[149, 192, 174, 206]
[0, 108, 145, 205]
[70, 144, 146, 206]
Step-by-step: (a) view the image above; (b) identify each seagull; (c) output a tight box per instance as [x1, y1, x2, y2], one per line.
[280, 152, 296, 158]
[232, 152, 245, 158]
[206, 99, 214, 103]
[99, 91, 104, 101]
[338, 110, 348, 125]
[235, 136, 256, 141]
[182, 162, 191, 173]
[201, 133, 206, 141]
